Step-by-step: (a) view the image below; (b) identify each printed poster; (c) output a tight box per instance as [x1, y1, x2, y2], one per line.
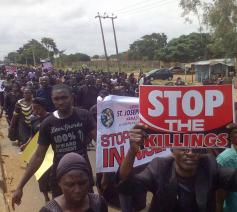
[22, 132, 54, 180]
[96, 95, 171, 173]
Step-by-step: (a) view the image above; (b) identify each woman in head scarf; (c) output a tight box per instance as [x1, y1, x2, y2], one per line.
[40, 153, 108, 212]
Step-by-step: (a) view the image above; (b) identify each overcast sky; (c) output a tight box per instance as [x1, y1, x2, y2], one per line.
[0, 0, 199, 60]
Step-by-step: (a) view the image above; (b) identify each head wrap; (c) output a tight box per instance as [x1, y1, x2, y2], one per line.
[56, 153, 89, 181]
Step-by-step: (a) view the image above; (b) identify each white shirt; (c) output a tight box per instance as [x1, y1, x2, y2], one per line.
[0, 80, 5, 92]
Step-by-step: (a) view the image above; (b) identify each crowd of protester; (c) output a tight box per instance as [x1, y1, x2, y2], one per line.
[0, 66, 148, 212]
[0, 65, 237, 212]
[0, 66, 142, 145]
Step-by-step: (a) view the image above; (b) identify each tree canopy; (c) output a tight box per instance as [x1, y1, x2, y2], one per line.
[6, 38, 90, 65]
[179, 0, 237, 57]
[208, 0, 237, 56]
[126, 32, 224, 62]
[128, 33, 167, 60]
[41, 37, 59, 56]
[125, 0, 237, 62]
[56, 53, 90, 65]
[156, 32, 216, 62]
[15, 39, 48, 65]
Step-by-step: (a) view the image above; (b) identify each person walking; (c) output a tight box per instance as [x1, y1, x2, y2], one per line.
[12, 84, 96, 209]
[9, 87, 33, 145]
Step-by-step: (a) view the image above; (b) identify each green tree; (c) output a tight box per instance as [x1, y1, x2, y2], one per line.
[15, 39, 48, 65]
[5, 38, 91, 66]
[128, 33, 167, 60]
[156, 32, 219, 62]
[41, 37, 59, 58]
[7, 52, 20, 63]
[67, 53, 90, 62]
[179, 0, 237, 57]
[92, 55, 100, 59]
[179, 0, 203, 23]
[208, 0, 237, 56]
[55, 52, 90, 66]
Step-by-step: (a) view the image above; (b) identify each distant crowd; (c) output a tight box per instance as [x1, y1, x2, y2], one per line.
[0, 66, 142, 127]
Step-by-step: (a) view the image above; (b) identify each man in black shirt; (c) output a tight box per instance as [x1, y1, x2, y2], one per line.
[77, 75, 98, 110]
[12, 84, 96, 209]
[175, 175, 198, 212]
[118, 123, 237, 212]
[36, 76, 55, 112]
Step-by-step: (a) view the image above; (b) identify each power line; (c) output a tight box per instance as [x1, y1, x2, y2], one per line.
[113, 0, 168, 13]
[117, 0, 175, 15]
[118, 0, 175, 17]
[113, 0, 154, 12]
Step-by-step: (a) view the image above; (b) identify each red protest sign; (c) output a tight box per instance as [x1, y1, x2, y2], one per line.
[139, 85, 234, 148]
[5, 66, 17, 74]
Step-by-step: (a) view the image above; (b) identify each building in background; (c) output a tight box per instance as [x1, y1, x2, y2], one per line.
[193, 58, 235, 82]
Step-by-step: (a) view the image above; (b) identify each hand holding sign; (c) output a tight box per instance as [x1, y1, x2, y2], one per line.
[96, 95, 171, 173]
[129, 123, 148, 155]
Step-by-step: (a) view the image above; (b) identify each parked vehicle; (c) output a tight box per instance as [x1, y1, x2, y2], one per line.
[169, 66, 185, 74]
[146, 68, 173, 80]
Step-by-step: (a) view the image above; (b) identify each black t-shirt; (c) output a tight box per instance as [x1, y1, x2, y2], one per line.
[38, 108, 95, 164]
[30, 113, 51, 135]
[174, 175, 198, 212]
[36, 86, 55, 112]
[4, 92, 22, 118]
[39, 193, 108, 212]
[77, 85, 98, 110]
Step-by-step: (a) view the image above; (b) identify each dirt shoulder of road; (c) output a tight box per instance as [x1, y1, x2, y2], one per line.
[0, 118, 11, 212]
[0, 117, 45, 212]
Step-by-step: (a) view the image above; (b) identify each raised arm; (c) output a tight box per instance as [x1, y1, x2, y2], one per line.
[119, 123, 147, 180]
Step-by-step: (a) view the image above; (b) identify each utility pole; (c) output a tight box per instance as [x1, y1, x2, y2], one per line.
[47, 50, 50, 59]
[235, 58, 237, 76]
[95, 12, 109, 71]
[32, 48, 36, 67]
[32, 50, 36, 67]
[105, 14, 121, 73]
[234, 54, 237, 88]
